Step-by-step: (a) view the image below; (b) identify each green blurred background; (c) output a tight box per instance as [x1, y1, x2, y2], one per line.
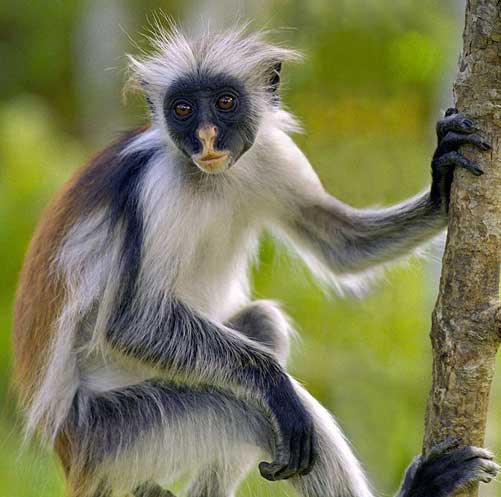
[1, 1, 500, 496]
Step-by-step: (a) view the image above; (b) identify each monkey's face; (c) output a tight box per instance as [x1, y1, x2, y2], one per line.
[163, 74, 258, 174]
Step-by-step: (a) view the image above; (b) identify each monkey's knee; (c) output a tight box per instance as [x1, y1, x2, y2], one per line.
[228, 300, 294, 366]
[55, 382, 272, 497]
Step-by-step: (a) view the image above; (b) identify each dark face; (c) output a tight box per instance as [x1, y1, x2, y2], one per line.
[163, 73, 259, 174]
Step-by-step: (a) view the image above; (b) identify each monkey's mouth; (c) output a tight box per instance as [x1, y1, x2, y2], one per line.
[193, 151, 231, 174]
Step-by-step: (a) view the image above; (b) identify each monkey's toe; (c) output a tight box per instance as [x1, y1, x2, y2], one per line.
[411, 445, 499, 497]
[432, 151, 483, 176]
[425, 437, 462, 461]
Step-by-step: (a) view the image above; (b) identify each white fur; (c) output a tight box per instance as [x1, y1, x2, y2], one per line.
[126, 22, 302, 146]
[25, 210, 115, 442]
[72, 381, 375, 497]
[25, 24, 447, 497]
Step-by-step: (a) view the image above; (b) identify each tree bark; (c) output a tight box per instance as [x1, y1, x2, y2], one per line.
[423, 2, 501, 497]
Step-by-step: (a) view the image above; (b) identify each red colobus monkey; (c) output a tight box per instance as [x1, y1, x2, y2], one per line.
[13, 24, 497, 497]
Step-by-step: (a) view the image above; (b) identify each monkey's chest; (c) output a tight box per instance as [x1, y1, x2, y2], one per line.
[173, 221, 259, 321]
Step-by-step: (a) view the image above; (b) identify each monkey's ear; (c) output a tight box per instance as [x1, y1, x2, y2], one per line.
[268, 62, 282, 101]
[140, 80, 155, 114]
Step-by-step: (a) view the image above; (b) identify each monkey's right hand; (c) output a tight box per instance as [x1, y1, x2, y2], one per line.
[259, 373, 317, 481]
[430, 108, 490, 212]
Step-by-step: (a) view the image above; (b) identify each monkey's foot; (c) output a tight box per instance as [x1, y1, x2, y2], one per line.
[399, 438, 499, 497]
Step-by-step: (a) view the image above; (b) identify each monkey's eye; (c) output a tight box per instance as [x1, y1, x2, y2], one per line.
[173, 101, 193, 118]
[216, 95, 236, 111]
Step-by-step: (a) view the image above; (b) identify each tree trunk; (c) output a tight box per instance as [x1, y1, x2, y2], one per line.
[423, 2, 501, 497]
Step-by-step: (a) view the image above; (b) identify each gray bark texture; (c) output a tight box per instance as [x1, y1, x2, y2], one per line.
[423, 1, 501, 497]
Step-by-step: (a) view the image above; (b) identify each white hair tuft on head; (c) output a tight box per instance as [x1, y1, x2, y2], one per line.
[125, 20, 302, 102]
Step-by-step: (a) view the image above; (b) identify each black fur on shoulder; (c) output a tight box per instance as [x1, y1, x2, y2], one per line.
[67, 127, 158, 319]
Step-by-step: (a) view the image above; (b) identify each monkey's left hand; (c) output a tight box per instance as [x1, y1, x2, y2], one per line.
[430, 107, 490, 212]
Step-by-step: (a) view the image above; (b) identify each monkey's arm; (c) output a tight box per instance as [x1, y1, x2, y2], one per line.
[290, 190, 443, 275]
[105, 298, 315, 481]
[280, 109, 489, 277]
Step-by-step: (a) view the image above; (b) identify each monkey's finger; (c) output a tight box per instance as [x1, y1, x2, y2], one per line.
[297, 430, 312, 477]
[273, 464, 297, 480]
[436, 132, 491, 156]
[259, 442, 291, 481]
[289, 432, 303, 476]
[258, 435, 289, 481]
[278, 427, 316, 480]
[271, 434, 301, 480]
[437, 112, 475, 141]
[432, 151, 483, 176]
[297, 426, 317, 477]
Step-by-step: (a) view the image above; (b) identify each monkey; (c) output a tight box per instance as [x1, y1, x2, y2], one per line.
[12, 24, 498, 497]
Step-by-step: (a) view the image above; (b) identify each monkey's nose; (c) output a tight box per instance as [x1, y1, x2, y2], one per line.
[197, 125, 218, 151]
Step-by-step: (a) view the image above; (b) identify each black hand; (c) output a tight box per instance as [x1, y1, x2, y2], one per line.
[399, 438, 499, 497]
[259, 374, 317, 481]
[430, 108, 490, 212]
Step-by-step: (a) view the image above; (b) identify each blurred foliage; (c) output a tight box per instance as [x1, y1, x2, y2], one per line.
[1, 1, 500, 497]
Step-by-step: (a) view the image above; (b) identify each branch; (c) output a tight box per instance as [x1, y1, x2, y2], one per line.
[423, 2, 501, 497]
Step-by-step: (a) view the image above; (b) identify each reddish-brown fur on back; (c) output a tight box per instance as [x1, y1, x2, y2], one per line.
[13, 127, 148, 495]
[13, 175, 81, 413]
[12, 127, 147, 422]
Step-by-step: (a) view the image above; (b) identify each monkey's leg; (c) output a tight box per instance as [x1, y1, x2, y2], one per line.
[177, 302, 498, 497]
[227, 301, 370, 495]
[59, 376, 496, 497]
[290, 385, 498, 497]
[185, 300, 294, 497]
[184, 462, 255, 497]
[228, 300, 293, 366]
[59, 380, 273, 497]
[184, 374, 373, 497]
